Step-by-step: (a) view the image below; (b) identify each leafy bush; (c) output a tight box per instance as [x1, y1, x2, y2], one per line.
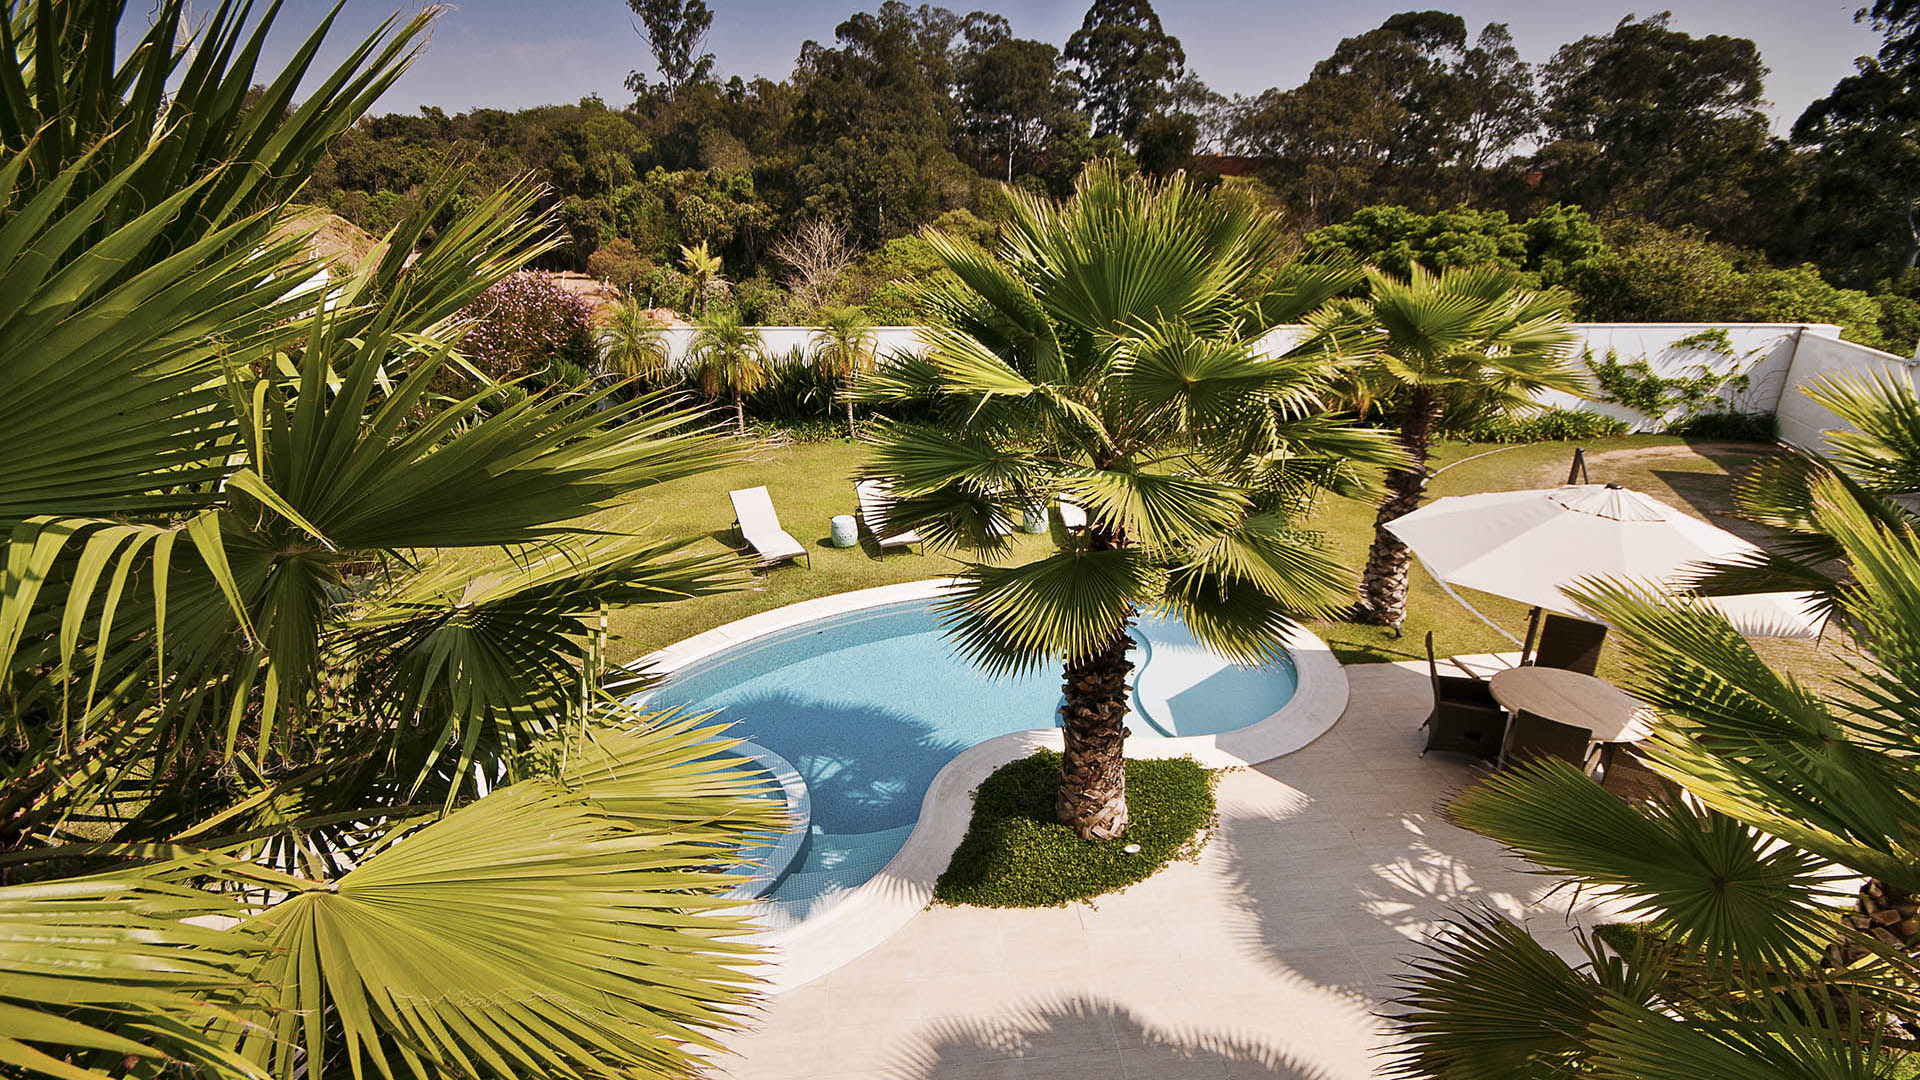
[935, 750, 1217, 908]
[1458, 408, 1629, 444]
[1299, 203, 1606, 289]
[1569, 220, 1886, 346]
[743, 417, 877, 443]
[1668, 409, 1777, 441]
[457, 270, 598, 383]
[584, 236, 654, 290]
[728, 274, 799, 324]
[739, 346, 837, 421]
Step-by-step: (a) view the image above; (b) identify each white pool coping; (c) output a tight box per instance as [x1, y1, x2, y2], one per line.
[628, 578, 1350, 993]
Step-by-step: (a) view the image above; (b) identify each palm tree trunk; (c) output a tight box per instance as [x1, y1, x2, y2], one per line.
[1057, 620, 1135, 841]
[734, 395, 746, 438]
[1357, 390, 1443, 626]
[845, 398, 856, 440]
[1838, 879, 1920, 956]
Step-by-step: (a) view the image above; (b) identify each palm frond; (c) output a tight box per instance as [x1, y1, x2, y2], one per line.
[1587, 990, 1894, 1080]
[1452, 760, 1838, 969]
[234, 713, 780, 1080]
[1803, 371, 1920, 495]
[0, 872, 261, 1080]
[939, 549, 1155, 677]
[345, 536, 748, 794]
[1573, 576, 1920, 892]
[1388, 912, 1639, 1079]
[1062, 467, 1249, 550]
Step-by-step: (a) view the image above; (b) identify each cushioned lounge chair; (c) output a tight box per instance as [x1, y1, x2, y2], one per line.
[854, 480, 921, 551]
[1056, 498, 1088, 532]
[729, 486, 809, 568]
[1421, 632, 1508, 763]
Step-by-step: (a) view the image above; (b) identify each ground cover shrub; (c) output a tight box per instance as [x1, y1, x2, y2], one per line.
[935, 750, 1217, 907]
[1668, 409, 1777, 441]
[1458, 408, 1629, 444]
[742, 417, 873, 443]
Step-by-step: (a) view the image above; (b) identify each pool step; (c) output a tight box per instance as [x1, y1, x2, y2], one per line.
[758, 824, 918, 929]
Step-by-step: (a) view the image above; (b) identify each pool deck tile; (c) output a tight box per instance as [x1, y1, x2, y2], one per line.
[705, 658, 1632, 1079]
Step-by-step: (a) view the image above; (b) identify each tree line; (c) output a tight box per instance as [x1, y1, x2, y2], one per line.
[304, 0, 1920, 350]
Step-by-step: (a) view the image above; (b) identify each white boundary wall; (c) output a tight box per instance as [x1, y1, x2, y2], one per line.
[1257, 322, 1857, 433]
[654, 325, 925, 367]
[663, 321, 1918, 453]
[1775, 333, 1920, 450]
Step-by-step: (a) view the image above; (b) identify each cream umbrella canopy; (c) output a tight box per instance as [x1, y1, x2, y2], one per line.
[1383, 482, 1826, 639]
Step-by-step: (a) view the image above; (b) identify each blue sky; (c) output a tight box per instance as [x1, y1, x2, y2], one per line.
[233, 1, 1875, 133]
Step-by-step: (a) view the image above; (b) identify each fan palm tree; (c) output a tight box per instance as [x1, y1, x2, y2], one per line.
[812, 305, 879, 436]
[0, 4, 777, 1078]
[690, 308, 769, 436]
[1693, 371, 1920, 613]
[597, 292, 672, 384]
[1391, 473, 1920, 1076]
[679, 240, 725, 315]
[1333, 265, 1584, 627]
[854, 163, 1399, 840]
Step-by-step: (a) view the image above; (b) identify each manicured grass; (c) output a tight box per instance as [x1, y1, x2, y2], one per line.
[590, 431, 1849, 689]
[932, 750, 1217, 908]
[587, 439, 1054, 661]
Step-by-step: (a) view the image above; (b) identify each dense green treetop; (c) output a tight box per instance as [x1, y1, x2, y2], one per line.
[297, 1, 1920, 352]
[626, 0, 716, 100]
[1063, 0, 1185, 141]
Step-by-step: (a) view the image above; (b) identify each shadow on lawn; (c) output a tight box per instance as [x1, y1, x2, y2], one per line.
[880, 994, 1336, 1079]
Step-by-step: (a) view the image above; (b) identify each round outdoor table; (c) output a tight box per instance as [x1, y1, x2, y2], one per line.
[1488, 666, 1654, 744]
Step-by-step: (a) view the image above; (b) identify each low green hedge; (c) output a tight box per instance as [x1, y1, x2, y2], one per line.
[1458, 408, 1630, 444]
[934, 750, 1218, 908]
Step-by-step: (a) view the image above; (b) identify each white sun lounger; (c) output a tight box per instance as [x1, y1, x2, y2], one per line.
[854, 480, 922, 550]
[729, 486, 809, 567]
[1057, 498, 1087, 532]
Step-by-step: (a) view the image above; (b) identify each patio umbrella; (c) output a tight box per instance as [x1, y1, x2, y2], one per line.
[1383, 482, 1826, 639]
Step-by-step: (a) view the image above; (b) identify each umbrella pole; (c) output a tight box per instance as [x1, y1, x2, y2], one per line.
[1520, 606, 1543, 666]
[1566, 448, 1588, 485]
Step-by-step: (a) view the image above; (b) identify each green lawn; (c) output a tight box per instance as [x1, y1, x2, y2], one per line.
[592, 434, 1850, 686]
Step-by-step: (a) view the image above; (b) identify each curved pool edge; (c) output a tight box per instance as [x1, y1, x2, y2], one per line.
[627, 578, 1350, 995]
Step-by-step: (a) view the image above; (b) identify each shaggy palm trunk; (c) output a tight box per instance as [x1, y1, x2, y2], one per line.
[1828, 879, 1920, 1041]
[1357, 390, 1443, 626]
[1056, 522, 1135, 841]
[1057, 622, 1135, 840]
[1835, 879, 1920, 957]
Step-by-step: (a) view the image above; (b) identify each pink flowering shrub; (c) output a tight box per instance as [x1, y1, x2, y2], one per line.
[457, 270, 598, 383]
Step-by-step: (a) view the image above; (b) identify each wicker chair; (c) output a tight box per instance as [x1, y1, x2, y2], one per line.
[1421, 632, 1509, 763]
[1598, 743, 1682, 802]
[1532, 613, 1608, 675]
[1502, 710, 1597, 771]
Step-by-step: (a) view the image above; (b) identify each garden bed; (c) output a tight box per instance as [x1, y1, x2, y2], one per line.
[934, 750, 1218, 908]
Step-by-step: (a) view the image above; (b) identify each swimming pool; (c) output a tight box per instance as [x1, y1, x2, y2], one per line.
[642, 598, 1298, 926]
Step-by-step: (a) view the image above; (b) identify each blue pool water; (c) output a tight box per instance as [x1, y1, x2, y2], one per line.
[646, 600, 1296, 924]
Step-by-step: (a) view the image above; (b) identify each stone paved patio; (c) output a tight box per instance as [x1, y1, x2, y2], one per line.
[711, 660, 1624, 1079]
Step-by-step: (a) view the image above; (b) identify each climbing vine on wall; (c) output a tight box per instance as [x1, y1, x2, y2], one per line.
[1585, 332, 1756, 424]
